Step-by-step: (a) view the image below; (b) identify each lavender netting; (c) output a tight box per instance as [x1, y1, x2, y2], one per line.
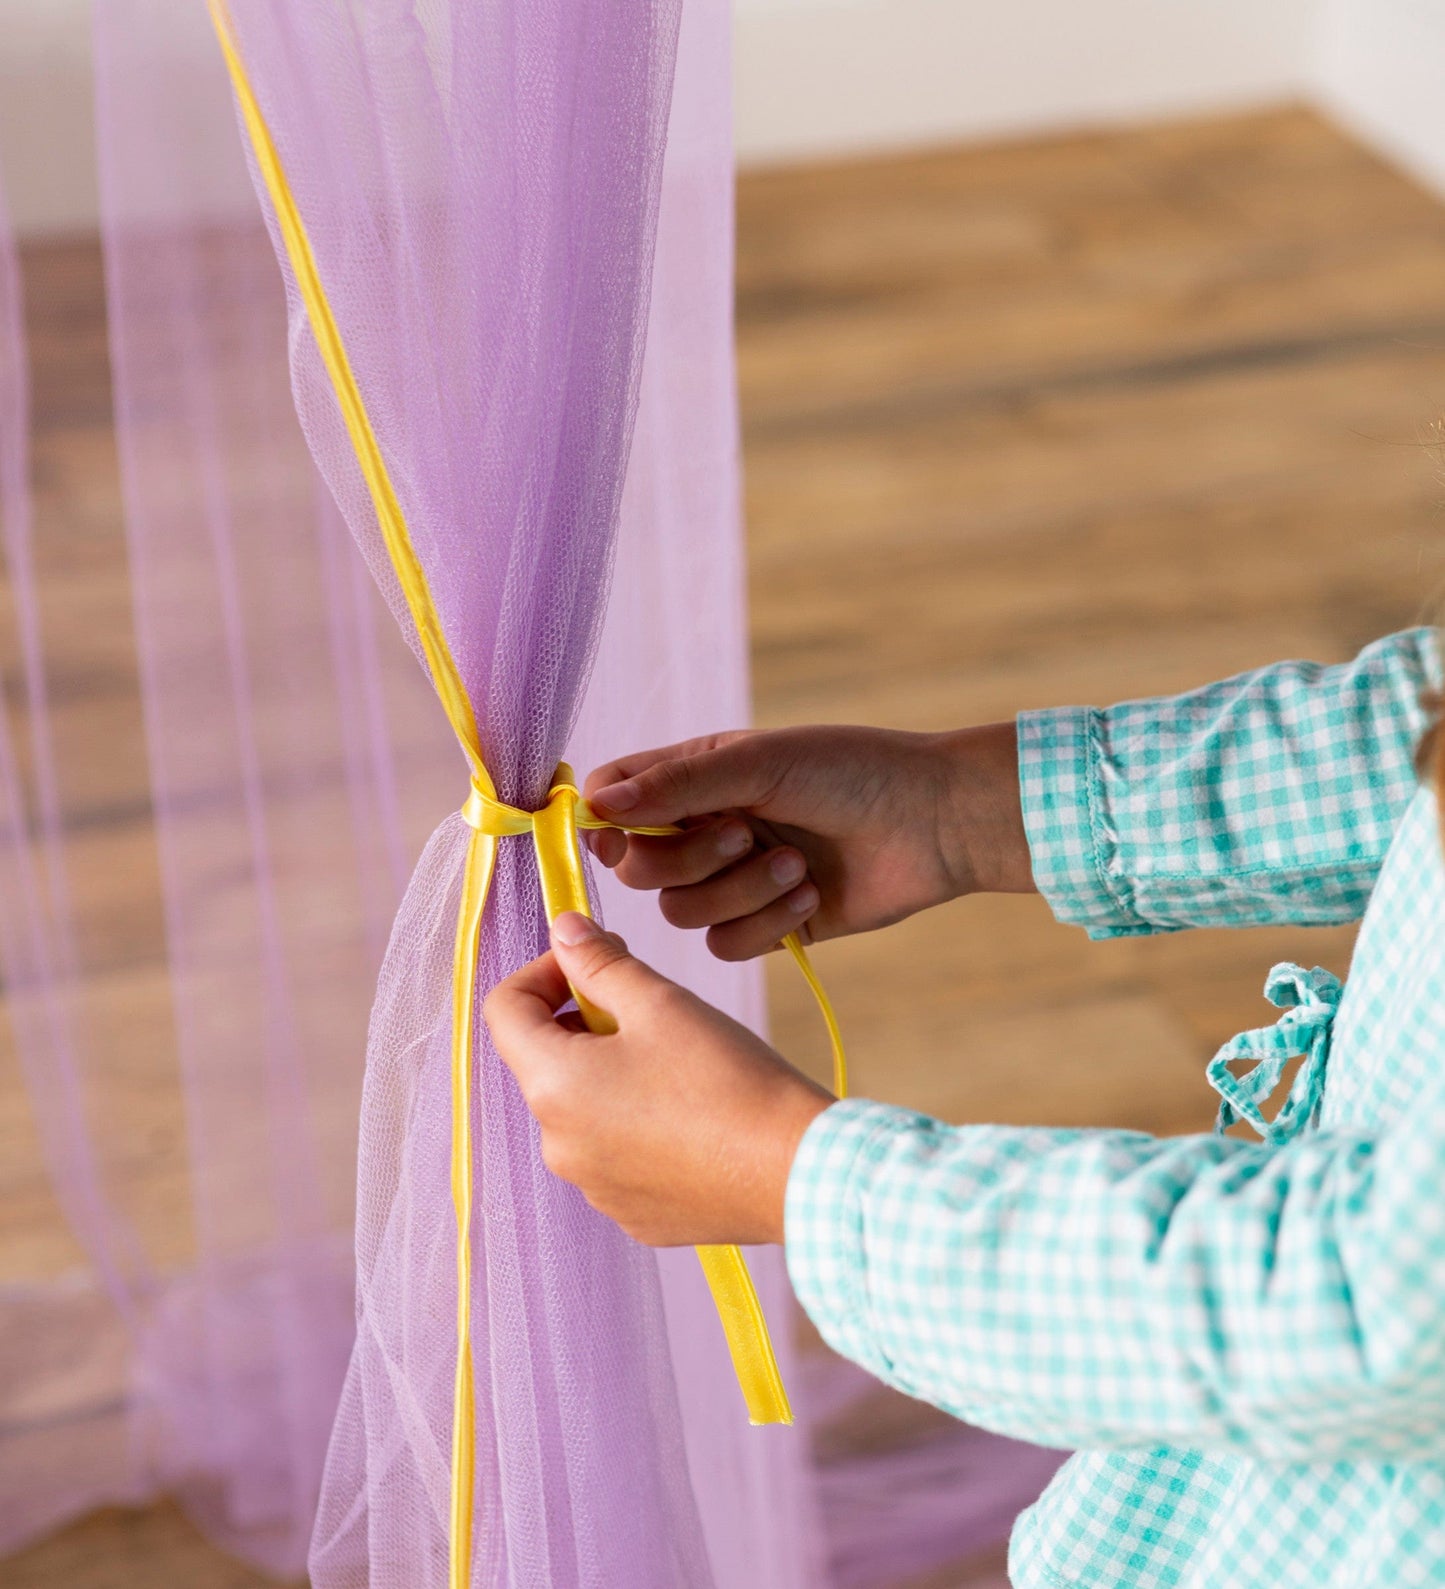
[0, 2, 1066, 1582]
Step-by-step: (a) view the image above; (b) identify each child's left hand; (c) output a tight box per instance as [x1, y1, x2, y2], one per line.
[484, 911, 834, 1247]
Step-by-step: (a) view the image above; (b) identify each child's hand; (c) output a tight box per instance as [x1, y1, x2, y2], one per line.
[584, 722, 1031, 960]
[484, 912, 834, 1246]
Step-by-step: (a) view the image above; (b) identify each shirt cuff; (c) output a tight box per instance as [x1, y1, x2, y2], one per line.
[1016, 705, 1153, 940]
[784, 1096, 928, 1372]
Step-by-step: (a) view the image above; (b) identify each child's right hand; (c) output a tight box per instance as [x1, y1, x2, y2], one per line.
[584, 723, 1033, 961]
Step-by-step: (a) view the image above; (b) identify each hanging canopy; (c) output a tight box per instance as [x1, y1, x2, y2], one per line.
[0, 2, 1063, 1582]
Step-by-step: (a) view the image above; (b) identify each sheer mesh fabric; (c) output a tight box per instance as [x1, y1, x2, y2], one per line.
[215, 2, 729, 1582]
[90, 0, 451, 1568]
[0, 3, 1062, 1582]
[0, 144, 152, 1560]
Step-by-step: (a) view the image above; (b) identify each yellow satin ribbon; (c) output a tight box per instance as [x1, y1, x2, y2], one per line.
[463, 773, 849, 1436]
[209, 8, 847, 1585]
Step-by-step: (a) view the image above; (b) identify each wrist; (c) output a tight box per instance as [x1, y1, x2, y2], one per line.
[931, 721, 1035, 897]
[766, 1084, 833, 1245]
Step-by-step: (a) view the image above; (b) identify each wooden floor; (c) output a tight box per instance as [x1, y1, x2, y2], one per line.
[10, 103, 1445, 1586]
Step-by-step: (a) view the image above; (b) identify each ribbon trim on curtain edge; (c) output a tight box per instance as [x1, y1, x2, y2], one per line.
[208, 7, 848, 1586]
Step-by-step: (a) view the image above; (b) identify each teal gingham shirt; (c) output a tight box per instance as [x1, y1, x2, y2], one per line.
[786, 628, 1445, 1588]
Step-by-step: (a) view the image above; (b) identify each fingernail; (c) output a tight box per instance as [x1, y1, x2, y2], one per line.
[552, 911, 600, 947]
[717, 822, 752, 859]
[787, 882, 819, 914]
[769, 850, 806, 887]
[592, 781, 638, 813]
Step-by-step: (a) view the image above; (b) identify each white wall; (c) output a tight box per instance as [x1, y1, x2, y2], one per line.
[0, 1, 97, 236]
[737, 0, 1322, 166]
[1315, 0, 1445, 198]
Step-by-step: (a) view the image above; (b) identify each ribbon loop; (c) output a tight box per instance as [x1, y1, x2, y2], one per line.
[462, 766, 675, 840]
[1206, 961, 1342, 1145]
[461, 781, 534, 836]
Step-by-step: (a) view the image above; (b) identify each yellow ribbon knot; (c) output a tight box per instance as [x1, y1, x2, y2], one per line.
[455, 764, 842, 1429]
[459, 763, 675, 1032]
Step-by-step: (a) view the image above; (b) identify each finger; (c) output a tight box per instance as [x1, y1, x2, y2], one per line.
[587, 738, 776, 829]
[583, 827, 627, 868]
[483, 951, 577, 1068]
[704, 881, 821, 963]
[583, 736, 729, 804]
[549, 912, 672, 1014]
[658, 844, 807, 930]
[612, 818, 753, 892]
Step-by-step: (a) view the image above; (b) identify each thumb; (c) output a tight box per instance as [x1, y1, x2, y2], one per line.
[549, 912, 667, 1013]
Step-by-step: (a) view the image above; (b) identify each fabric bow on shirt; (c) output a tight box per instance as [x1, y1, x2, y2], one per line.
[1206, 962, 1343, 1146]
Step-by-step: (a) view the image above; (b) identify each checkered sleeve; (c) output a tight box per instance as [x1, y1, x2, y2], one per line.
[1017, 628, 1439, 938]
[786, 1093, 1445, 1463]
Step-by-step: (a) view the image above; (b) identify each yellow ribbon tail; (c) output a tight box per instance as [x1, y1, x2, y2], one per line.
[448, 827, 495, 1588]
[695, 1244, 794, 1424]
[783, 930, 847, 1101]
[530, 770, 795, 1425]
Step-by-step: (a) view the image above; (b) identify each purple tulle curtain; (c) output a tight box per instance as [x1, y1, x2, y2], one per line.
[98, 0, 807, 1582]
[0, 155, 157, 1551]
[93, 0, 456, 1568]
[569, 1, 828, 1575]
[0, 1, 1065, 1581]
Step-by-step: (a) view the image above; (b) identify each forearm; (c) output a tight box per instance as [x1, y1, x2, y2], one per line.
[786, 1097, 1445, 1463]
